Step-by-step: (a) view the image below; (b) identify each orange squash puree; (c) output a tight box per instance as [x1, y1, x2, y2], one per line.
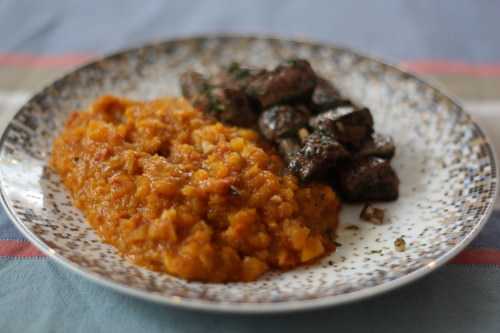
[50, 95, 341, 282]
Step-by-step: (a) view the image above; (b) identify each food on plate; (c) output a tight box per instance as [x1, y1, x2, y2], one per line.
[308, 106, 374, 149]
[180, 59, 399, 202]
[360, 204, 385, 225]
[357, 133, 396, 159]
[258, 105, 310, 141]
[277, 136, 302, 164]
[51, 96, 341, 282]
[245, 59, 317, 108]
[336, 157, 399, 202]
[394, 237, 407, 252]
[51, 58, 400, 283]
[289, 131, 350, 181]
[179, 71, 257, 127]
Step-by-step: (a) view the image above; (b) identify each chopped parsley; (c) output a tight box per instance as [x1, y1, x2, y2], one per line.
[228, 62, 251, 80]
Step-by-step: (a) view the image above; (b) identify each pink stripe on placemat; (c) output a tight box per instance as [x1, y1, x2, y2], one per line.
[400, 60, 500, 77]
[450, 249, 500, 265]
[1, 52, 500, 77]
[1, 239, 499, 266]
[0, 240, 45, 257]
[0, 53, 95, 68]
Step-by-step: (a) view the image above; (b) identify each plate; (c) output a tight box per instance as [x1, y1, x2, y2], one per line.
[0, 35, 497, 313]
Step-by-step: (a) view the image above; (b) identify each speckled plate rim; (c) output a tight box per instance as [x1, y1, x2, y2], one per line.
[0, 34, 498, 314]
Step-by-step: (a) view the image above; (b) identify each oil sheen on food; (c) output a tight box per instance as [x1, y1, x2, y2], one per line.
[51, 96, 340, 282]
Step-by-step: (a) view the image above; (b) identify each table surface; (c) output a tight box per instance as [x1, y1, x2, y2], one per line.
[1, 1, 500, 332]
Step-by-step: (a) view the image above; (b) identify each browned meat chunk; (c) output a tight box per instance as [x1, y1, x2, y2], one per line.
[207, 87, 257, 127]
[246, 59, 317, 108]
[211, 62, 264, 90]
[309, 106, 374, 148]
[357, 133, 395, 159]
[337, 157, 399, 202]
[179, 70, 257, 127]
[360, 204, 385, 225]
[311, 77, 352, 112]
[258, 105, 310, 141]
[289, 131, 350, 181]
[179, 62, 400, 203]
[277, 137, 301, 164]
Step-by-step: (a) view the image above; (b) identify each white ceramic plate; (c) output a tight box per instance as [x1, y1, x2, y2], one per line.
[0, 36, 497, 313]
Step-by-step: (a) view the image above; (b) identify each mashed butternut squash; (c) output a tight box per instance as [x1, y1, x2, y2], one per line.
[51, 96, 340, 282]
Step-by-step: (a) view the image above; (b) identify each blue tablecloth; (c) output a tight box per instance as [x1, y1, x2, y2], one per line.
[1, 1, 499, 332]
